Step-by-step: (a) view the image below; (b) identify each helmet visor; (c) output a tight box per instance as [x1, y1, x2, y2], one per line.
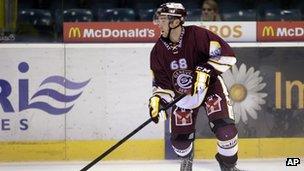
[153, 12, 176, 25]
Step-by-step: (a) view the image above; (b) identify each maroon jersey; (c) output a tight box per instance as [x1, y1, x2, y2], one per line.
[150, 25, 236, 96]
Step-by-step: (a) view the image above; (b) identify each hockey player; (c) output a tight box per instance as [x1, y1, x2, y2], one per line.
[148, 2, 240, 171]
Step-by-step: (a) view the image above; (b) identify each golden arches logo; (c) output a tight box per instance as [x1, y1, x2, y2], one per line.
[262, 26, 275, 37]
[68, 27, 81, 38]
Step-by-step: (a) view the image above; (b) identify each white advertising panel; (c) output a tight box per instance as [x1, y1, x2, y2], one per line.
[64, 44, 161, 140]
[0, 44, 163, 141]
[0, 44, 65, 141]
[185, 21, 256, 42]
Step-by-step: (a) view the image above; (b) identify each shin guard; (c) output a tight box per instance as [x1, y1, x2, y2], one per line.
[215, 124, 238, 164]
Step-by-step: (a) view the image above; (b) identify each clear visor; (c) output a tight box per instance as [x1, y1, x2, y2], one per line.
[153, 13, 176, 25]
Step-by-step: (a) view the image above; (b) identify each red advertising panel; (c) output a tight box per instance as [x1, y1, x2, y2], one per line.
[63, 22, 160, 43]
[257, 21, 304, 42]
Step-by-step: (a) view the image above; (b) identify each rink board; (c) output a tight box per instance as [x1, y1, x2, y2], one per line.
[0, 43, 303, 162]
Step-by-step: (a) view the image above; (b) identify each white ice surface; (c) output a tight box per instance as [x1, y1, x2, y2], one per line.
[0, 158, 303, 171]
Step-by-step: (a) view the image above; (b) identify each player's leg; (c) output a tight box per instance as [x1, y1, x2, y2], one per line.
[203, 76, 240, 171]
[170, 106, 199, 171]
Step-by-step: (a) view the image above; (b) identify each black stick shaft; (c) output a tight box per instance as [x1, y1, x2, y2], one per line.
[80, 94, 186, 171]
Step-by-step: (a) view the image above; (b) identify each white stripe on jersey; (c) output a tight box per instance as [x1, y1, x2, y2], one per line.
[208, 56, 237, 73]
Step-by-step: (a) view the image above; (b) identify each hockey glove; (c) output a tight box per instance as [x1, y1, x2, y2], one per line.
[192, 66, 211, 96]
[149, 95, 167, 123]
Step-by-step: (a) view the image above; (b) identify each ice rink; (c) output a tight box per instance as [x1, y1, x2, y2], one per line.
[0, 158, 303, 171]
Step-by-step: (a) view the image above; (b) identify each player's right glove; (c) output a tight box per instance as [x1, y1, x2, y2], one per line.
[149, 95, 167, 123]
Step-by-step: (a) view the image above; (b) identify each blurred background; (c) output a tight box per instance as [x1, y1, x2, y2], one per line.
[0, 0, 303, 42]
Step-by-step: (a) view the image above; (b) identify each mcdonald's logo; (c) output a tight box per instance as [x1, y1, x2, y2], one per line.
[262, 26, 275, 37]
[68, 27, 81, 38]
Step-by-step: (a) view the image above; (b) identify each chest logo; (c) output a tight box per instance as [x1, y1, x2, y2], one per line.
[172, 69, 193, 94]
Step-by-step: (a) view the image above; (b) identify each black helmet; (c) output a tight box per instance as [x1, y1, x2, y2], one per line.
[154, 2, 187, 24]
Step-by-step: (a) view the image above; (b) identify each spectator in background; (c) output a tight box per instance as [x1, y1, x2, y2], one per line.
[201, 0, 221, 21]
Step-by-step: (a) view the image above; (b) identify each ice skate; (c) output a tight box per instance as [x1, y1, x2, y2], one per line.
[180, 152, 193, 171]
[215, 153, 241, 171]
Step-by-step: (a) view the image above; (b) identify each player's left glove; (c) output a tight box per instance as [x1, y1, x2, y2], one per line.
[192, 66, 211, 96]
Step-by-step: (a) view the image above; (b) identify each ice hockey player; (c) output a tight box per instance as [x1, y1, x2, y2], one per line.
[148, 2, 241, 171]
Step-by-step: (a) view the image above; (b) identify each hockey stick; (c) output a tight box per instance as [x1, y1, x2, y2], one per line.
[80, 94, 186, 171]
